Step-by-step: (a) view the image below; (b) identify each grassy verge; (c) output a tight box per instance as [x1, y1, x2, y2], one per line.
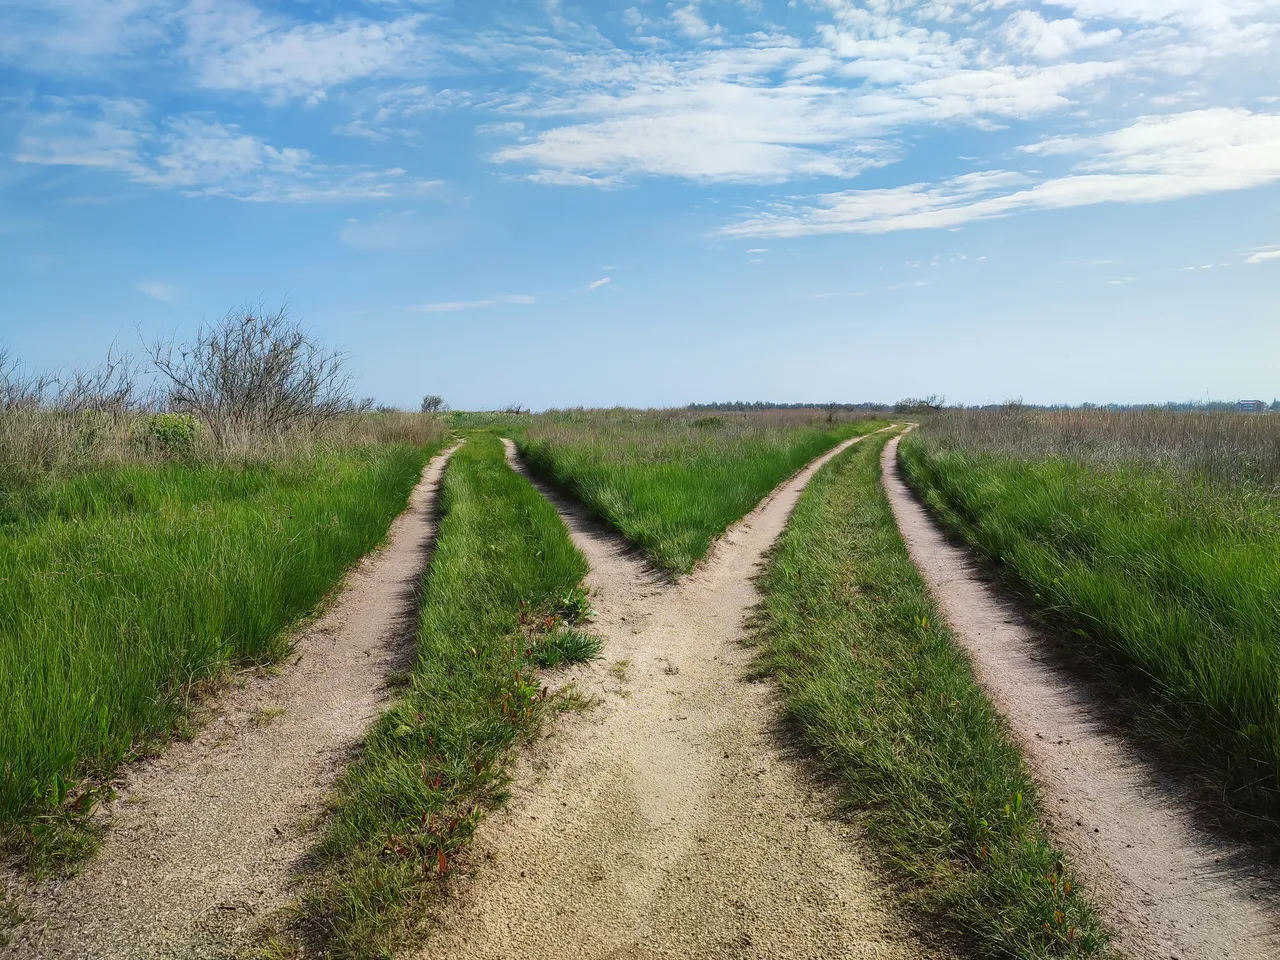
[516, 409, 887, 575]
[756, 430, 1110, 959]
[0, 441, 445, 871]
[900, 428, 1280, 824]
[304, 434, 593, 959]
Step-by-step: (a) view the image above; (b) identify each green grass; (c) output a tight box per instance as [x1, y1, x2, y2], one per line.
[901, 427, 1280, 823]
[0, 442, 443, 868]
[516, 409, 888, 575]
[756, 430, 1110, 959]
[306, 434, 592, 959]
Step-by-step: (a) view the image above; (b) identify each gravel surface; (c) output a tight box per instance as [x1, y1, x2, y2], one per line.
[406, 434, 939, 960]
[882, 431, 1280, 960]
[3, 442, 462, 960]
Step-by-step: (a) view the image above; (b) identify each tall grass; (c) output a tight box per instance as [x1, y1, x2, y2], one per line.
[757, 430, 1109, 959]
[516, 408, 887, 575]
[305, 434, 591, 959]
[902, 408, 1280, 823]
[0, 435, 446, 866]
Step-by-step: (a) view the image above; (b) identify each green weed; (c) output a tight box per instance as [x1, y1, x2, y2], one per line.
[531, 628, 602, 668]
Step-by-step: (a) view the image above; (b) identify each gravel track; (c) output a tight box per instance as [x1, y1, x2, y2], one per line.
[882, 432, 1280, 960]
[405, 434, 941, 960]
[3, 442, 462, 960]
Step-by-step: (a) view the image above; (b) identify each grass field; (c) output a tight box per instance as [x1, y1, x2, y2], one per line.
[515, 408, 888, 575]
[757, 430, 1109, 959]
[900, 409, 1280, 823]
[0, 435, 446, 868]
[305, 434, 594, 959]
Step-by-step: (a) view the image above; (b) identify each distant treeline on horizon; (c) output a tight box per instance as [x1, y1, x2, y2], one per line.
[684, 400, 1280, 413]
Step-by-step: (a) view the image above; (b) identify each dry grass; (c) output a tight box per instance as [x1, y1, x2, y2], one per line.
[918, 407, 1280, 489]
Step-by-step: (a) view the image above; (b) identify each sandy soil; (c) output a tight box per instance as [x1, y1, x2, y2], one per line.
[404, 434, 940, 960]
[882, 432, 1280, 960]
[3, 442, 462, 960]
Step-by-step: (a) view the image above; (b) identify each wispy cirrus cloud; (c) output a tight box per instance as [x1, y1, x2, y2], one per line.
[406, 294, 536, 313]
[15, 96, 436, 202]
[136, 280, 178, 302]
[587, 277, 611, 290]
[721, 108, 1280, 237]
[1246, 247, 1280, 264]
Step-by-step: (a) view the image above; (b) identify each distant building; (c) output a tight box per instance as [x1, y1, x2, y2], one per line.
[1239, 399, 1268, 413]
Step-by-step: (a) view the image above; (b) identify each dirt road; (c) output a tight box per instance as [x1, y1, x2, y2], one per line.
[881, 432, 1280, 960]
[3, 443, 462, 960]
[406, 434, 939, 960]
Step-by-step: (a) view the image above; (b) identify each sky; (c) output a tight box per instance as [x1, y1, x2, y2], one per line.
[1, 0, 1278, 409]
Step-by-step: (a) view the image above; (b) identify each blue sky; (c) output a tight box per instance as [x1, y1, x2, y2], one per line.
[2, 0, 1278, 409]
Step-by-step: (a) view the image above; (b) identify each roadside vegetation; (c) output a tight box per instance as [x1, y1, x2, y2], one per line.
[0, 309, 448, 870]
[757, 429, 1109, 959]
[901, 407, 1280, 826]
[304, 433, 596, 960]
[516, 408, 888, 575]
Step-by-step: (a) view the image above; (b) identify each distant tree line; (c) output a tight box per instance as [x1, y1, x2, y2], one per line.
[686, 401, 890, 412]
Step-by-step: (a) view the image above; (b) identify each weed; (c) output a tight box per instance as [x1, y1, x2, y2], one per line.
[757, 430, 1110, 959]
[250, 707, 287, 728]
[531, 629, 602, 668]
[552, 683, 599, 713]
[609, 660, 631, 682]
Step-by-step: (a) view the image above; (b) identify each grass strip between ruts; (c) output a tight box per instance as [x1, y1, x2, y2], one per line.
[303, 434, 591, 959]
[755, 430, 1112, 960]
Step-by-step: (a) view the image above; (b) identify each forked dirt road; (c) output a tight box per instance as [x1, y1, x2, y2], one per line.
[409, 434, 940, 960]
[882, 432, 1280, 960]
[3, 443, 463, 960]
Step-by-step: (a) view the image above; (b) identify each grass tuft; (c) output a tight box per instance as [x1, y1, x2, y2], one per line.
[531, 628, 602, 668]
[757, 430, 1111, 959]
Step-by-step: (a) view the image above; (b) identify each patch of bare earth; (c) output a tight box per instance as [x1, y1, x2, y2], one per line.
[2, 442, 462, 960]
[882, 432, 1280, 960]
[406, 435, 941, 960]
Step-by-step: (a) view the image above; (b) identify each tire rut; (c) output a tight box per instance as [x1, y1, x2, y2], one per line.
[882, 432, 1280, 960]
[3, 442, 463, 960]
[406, 433, 944, 960]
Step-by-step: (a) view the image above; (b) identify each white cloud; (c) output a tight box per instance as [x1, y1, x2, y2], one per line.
[181, 1, 434, 102]
[15, 97, 436, 202]
[136, 280, 177, 302]
[407, 294, 536, 313]
[671, 4, 719, 41]
[587, 277, 612, 290]
[1245, 247, 1280, 264]
[1003, 11, 1121, 59]
[0, 0, 174, 71]
[722, 108, 1280, 236]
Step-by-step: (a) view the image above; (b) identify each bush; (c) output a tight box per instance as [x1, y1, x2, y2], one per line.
[137, 413, 202, 457]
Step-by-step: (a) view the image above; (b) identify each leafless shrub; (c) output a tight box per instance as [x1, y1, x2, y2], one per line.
[0, 348, 55, 412]
[420, 394, 444, 414]
[151, 304, 356, 446]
